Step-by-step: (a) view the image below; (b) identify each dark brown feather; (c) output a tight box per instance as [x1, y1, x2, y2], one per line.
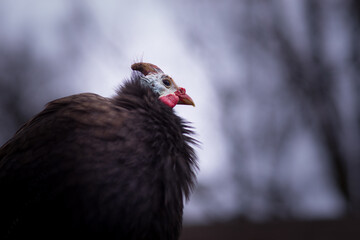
[0, 75, 197, 240]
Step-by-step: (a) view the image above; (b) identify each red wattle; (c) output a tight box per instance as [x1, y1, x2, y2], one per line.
[159, 94, 179, 108]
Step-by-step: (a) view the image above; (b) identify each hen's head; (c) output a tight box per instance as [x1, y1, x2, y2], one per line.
[131, 62, 195, 108]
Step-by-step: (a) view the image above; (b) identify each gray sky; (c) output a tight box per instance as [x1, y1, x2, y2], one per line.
[0, 0, 349, 224]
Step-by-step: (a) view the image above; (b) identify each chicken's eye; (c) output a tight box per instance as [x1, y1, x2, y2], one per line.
[162, 79, 171, 87]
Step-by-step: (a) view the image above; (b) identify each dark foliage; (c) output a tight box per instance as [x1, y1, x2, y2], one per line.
[181, 218, 360, 240]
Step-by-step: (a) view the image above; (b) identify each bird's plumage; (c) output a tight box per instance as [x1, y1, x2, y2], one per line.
[0, 66, 197, 240]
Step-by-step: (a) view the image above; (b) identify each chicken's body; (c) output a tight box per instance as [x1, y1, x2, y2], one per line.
[0, 64, 197, 240]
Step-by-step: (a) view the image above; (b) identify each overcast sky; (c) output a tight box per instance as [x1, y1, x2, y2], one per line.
[0, 0, 350, 224]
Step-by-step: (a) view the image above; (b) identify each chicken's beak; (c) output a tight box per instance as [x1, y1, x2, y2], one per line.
[178, 94, 195, 106]
[175, 88, 195, 107]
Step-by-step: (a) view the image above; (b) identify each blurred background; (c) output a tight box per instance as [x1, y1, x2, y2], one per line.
[0, 0, 359, 239]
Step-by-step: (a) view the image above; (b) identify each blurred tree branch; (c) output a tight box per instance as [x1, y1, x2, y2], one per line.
[216, 0, 360, 219]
